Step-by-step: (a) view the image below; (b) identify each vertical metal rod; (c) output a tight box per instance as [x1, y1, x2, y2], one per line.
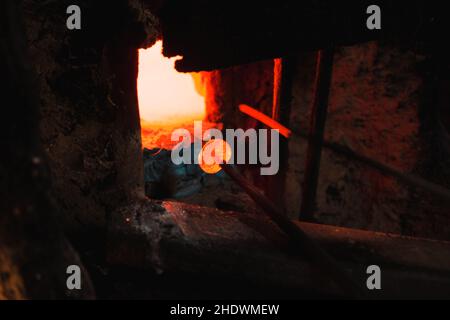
[272, 57, 295, 128]
[300, 49, 335, 221]
[267, 57, 294, 211]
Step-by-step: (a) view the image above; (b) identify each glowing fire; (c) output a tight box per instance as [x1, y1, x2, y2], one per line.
[198, 139, 232, 174]
[138, 41, 206, 149]
[138, 41, 205, 124]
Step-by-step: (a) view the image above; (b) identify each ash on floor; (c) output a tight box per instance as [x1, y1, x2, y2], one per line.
[143, 147, 260, 214]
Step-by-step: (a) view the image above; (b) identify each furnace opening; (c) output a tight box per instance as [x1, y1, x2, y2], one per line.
[138, 41, 207, 149]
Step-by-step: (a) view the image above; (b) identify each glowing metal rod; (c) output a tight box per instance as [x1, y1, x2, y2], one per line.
[239, 104, 292, 138]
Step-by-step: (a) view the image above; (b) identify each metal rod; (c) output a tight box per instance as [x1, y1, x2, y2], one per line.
[221, 164, 365, 299]
[295, 129, 450, 204]
[300, 49, 335, 221]
[268, 57, 295, 210]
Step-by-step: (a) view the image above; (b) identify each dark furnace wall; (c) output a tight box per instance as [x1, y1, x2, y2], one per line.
[199, 46, 450, 240]
[285, 44, 450, 240]
[1, 0, 158, 299]
[0, 0, 105, 299]
[23, 0, 160, 233]
[190, 42, 450, 240]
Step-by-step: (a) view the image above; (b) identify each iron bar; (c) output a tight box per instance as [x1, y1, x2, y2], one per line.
[221, 164, 365, 299]
[300, 49, 335, 221]
[295, 129, 450, 204]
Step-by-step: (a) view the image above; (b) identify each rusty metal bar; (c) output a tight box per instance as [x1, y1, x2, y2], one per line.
[268, 57, 295, 210]
[220, 164, 365, 299]
[295, 129, 450, 204]
[300, 49, 335, 221]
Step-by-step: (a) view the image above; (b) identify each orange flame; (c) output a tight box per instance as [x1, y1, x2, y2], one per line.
[138, 41, 205, 125]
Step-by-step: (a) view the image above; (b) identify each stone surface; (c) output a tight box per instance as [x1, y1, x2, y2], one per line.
[23, 0, 160, 232]
[107, 199, 450, 299]
[1, 0, 95, 299]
